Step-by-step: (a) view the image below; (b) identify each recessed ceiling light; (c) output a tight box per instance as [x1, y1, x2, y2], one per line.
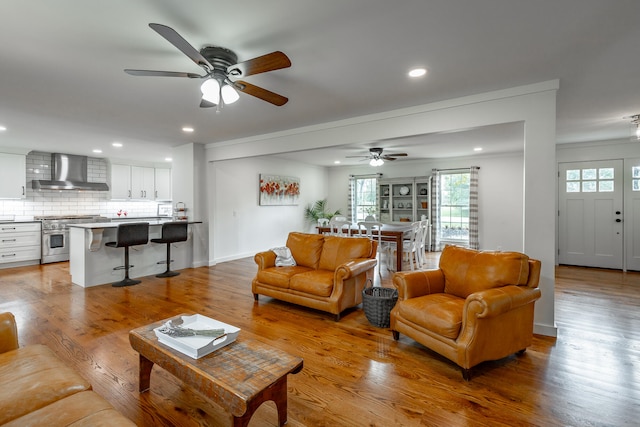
[182, 127, 194, 133]
[334, 160, 341, 164]
[93, 149, 102, 154]
[408, 68, 427, 78]
[473, 147, 483, 152]
[165, 157, 173, 162]
[0, 125, 6, 131]
[112, 142, 123, 147]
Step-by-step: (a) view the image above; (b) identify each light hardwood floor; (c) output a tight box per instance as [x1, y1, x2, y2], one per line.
[0, 254, 638, 426]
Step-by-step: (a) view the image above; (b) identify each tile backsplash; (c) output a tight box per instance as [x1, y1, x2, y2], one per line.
[0, 151, 164, 220]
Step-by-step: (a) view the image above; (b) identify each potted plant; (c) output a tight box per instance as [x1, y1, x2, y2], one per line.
[304, 199, 342, 225]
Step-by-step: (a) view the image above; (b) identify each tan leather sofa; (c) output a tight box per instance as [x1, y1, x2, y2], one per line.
[390, 245, 541, 380]
[253, 232, 378, 320]
[0, 312, 136, 426]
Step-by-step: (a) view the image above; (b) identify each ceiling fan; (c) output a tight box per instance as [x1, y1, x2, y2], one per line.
[124, 23, 291, 111]
[346, 148, 408, 166]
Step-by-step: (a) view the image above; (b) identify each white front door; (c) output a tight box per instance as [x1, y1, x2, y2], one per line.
[558, 160, 623, 269]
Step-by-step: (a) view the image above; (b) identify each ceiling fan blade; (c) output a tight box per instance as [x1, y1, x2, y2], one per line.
[124, 69, 203, 78]
[345, 155, 369, 159]
[227, 51, 291, 77]
[149, 23, 213, 70]
[200, 98, 216, 108]
[233, 81, 288, 106]
[385, 153, 408, 157]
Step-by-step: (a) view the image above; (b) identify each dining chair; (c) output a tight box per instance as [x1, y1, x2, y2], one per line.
[329, 219, 352, 236]
[317, 218, 330, 234]
[387, 221, 421, 271]
[357, 221, 385, 275]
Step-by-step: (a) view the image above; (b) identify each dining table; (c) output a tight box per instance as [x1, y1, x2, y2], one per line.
[317, 222, 414, 271]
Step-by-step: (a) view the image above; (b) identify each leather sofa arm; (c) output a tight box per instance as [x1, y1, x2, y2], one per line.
[254, 250, 277, 270]
[464, 285, 542, 319]
[0, 312, 19, 354]
[335, 258, 378, 280]
[392, 270, 446, 300]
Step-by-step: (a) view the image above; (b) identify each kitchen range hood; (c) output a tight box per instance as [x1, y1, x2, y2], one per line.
[31, 153, 109, 191]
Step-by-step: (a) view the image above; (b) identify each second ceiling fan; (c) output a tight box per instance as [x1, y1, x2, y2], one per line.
[124, 23, 291, 111]
[347, 147, 408, 166]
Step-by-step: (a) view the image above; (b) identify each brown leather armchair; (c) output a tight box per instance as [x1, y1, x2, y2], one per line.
[390, 245, 541, 380]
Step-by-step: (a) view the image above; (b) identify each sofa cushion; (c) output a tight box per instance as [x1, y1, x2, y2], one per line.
[257, 266, 315, 289]
[318, 236, 372, 271]
[0, 344, 91, 424]
[286, 232, 325, 269]
[2, 390, 136, 427]
[397, 293, 465, 340]
[440, 245, 530, 299]
[290, 270, 335, 297]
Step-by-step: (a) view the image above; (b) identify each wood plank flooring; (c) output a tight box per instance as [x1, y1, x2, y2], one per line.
[0, 255, 638, 426]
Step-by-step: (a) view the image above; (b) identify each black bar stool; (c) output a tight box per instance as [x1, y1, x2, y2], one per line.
[151, 222, 188, 278]
[105, 222, 149, 287]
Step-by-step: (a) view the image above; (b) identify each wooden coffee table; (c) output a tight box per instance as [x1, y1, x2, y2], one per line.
[129, 315, 303, 427]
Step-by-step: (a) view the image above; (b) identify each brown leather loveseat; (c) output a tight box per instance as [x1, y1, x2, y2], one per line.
[0, 312, 135, 426]
[391, 245, 541, 380]
[253, 232, 378, 320]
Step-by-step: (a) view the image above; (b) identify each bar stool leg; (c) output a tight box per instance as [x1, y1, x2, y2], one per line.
[156, 243, 179, 278]
[113, 247, 142, 287]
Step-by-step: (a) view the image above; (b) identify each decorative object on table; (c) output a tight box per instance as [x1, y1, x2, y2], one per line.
[362, 280, 398, 328]
[421, 200, 428, 209]
[382, 200, 389, 209]
[303, 199, 341, 224]
[383, 188, 389, 196]
[173, 202, 188, 220]
[399, 186, 410, 195]
[397, 202, 404, 209]
[154, 314, 240, 359]
[420, 188, 428, 195]
[259, 174, 300, 206]
[406, 202, 412, 209]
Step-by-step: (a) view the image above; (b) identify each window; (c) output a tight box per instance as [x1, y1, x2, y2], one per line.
[439, 172, 470, 243]
[566, 167, 614, 193]
[353, 177, 377, 222]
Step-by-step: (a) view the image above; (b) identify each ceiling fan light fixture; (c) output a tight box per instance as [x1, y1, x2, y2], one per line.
[221, 84, 239, 104]
[370, 158, 384, 167]
[201, 78, 220, 104]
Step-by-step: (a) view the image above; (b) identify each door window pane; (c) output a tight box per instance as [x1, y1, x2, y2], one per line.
[566, 182, 580, 192]
[582, 181, 597, 192]
[599, 181, 614, 192]
[599, 168, 614, 179]
[566, 169, 580, 180]
[582, 169, 597, 180]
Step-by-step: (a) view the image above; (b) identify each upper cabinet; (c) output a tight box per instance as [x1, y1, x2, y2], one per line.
[378, 176, 430, 223]
[110, 164, 171, 201]
[0, 153, 26, 199]
[154, 168, 171, 201]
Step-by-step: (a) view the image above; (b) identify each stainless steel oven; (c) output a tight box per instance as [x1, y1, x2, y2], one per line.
[36, 215, 109, 263]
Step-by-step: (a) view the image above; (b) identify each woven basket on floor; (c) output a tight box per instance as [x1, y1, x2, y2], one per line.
[362, 282, 398, 328]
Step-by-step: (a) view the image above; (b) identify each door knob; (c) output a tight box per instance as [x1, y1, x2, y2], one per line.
[616, 211, 621, 215]
[616, 219, 622, 222]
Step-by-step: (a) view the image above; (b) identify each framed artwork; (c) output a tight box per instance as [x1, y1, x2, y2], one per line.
[259, 174, 300, 206]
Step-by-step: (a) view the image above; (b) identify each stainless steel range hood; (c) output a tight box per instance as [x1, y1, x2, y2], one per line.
[31, 153, 109, 191]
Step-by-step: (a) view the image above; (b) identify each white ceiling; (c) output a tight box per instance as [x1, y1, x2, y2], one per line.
[0, 0, 638, 165]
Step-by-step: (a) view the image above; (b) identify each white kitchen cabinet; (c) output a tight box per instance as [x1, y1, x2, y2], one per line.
[0, 222, 41, 267]
[154, 168, 171, 201]
[0, 153, 26, 199]
[131, 166, 155, 200]
[111, 164, 132, 199]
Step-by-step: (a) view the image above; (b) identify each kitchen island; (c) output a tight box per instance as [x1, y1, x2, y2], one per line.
[68, 220, 201, 288]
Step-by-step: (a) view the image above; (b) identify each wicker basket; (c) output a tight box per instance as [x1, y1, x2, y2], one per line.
[362, 282, 398, 328]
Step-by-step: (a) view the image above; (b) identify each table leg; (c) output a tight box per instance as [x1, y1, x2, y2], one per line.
[396, 233, 403, 271]
[232, 376, 289, 427]
[138, 353, 154, 392]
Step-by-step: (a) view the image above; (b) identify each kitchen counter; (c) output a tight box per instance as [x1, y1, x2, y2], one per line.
[68, 220, 201, 288]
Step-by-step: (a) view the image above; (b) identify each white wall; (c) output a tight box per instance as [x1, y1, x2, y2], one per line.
[327, 152, 524, 252]
[209, 156, 328, 263]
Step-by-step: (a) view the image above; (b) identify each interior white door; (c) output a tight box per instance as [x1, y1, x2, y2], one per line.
[558, 160, 623, 269]
[625, 158, 640, 271]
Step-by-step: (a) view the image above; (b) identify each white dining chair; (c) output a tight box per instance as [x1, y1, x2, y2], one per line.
[328, 219, 352, 236]
[357, 221, 385, 275]
[386, 221, 421, 271]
